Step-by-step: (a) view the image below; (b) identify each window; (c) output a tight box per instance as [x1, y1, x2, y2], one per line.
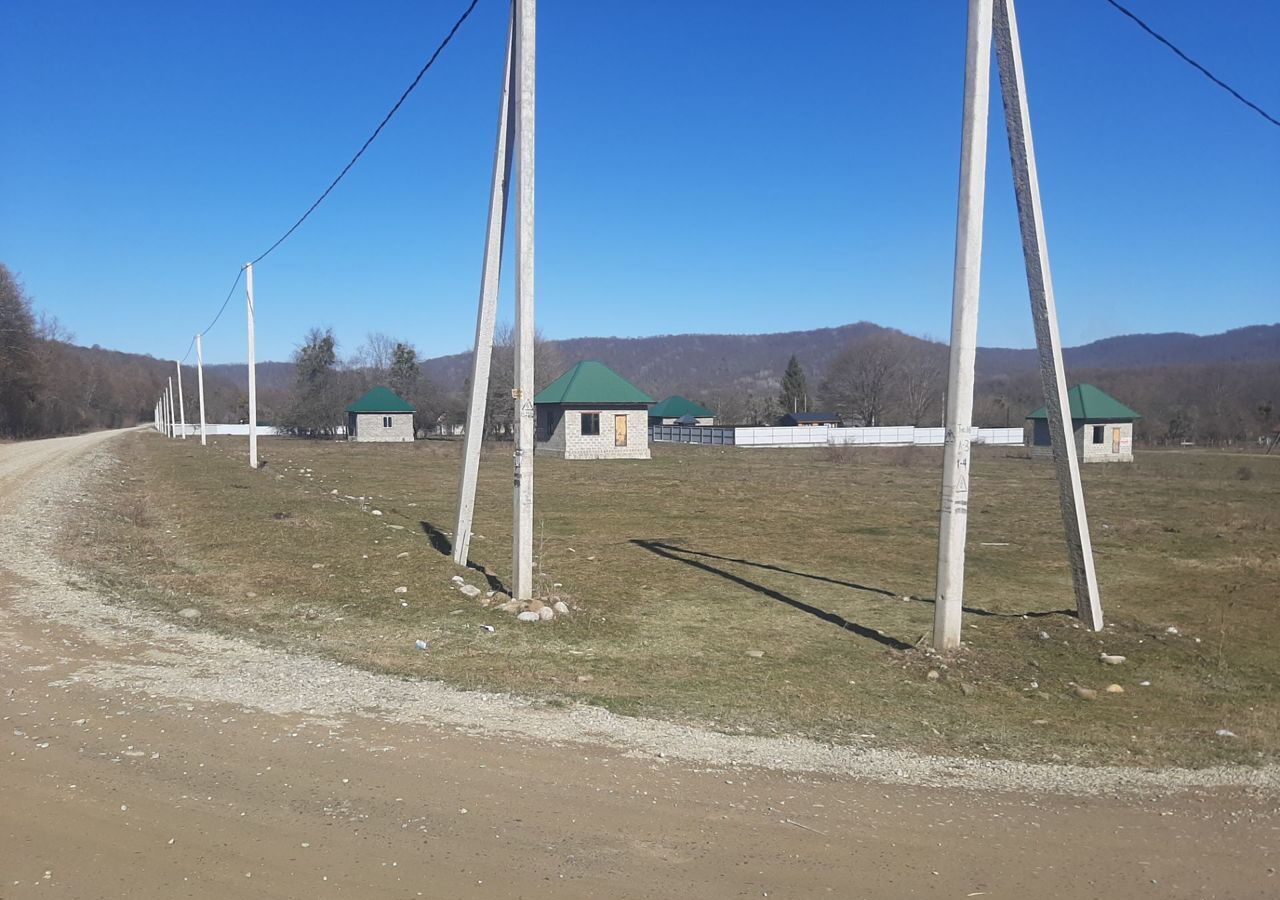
[383, 416, 393, 428]
[1092, 425, 1104, 444]
[581, 412, 600, 436]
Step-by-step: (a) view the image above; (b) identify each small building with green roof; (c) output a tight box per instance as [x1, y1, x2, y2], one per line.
[346, 386, 416, 443]
[1026, 383, 1139, 463]
[649, 395, 716, 426]
[533, 361, 654, 460]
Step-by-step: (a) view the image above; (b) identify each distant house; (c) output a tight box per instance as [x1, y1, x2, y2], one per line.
[1026, 384, 1138, 463]
[781, 411, 842, 427]
[534, 361, 654, 460]
[649, 395, 715, 426]
[347, 386, 415, 443]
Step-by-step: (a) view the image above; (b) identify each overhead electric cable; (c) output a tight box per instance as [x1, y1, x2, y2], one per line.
[1101, 0, 1280, 129]
[247, 0, 483, 266]
[176, 0, 481, 364]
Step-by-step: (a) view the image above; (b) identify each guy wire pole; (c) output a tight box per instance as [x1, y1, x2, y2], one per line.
[245, 263, 259, 470]
[511, 0, 536, 600]
[934, 0, 994, 651]
[175, 360, 187, 439]
[993, 0, 1103, 629]
[453, 2, 517, 567]
[196, 333, 208, 446]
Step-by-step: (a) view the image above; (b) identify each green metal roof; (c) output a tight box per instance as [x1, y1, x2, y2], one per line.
[346, 386, 415, 413]
[533, 361, 654, 406]
[1026, 384, 1139, 422]
[649, 395, 714, 419]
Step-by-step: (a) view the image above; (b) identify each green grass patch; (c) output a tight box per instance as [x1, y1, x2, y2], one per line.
[70, 433, 1280, 768]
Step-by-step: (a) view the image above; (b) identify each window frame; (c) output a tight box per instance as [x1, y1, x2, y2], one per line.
[1091, 424, 1104, 444]
[383, 415, 393, 428]
[580, 412, 600, 436]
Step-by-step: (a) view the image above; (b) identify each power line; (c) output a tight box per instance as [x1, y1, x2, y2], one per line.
[247, 0, 483, 266]
[1101, 0, 1280, 130]
[178, 0, 481, 364]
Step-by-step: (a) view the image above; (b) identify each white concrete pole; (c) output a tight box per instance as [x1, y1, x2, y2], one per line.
[166, 378, 175, 438]
[934, 0, 994, 651]
[196, 333, 208, 446]
[245, 263, 258, 470]
[453, 7, 517, 567]
[993, 0, 1103, 629]
[511, 0, 536, 600]
[175, 360, 187, 439]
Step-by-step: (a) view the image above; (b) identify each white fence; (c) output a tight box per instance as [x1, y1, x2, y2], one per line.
[171, 423, 288, 437]
[661, 424, 1025, 449]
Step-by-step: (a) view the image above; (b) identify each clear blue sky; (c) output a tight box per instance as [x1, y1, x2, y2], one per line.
[2, 0, 1277, 365]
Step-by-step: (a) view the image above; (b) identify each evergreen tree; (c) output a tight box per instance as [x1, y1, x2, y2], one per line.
[778, 354, 808, 414]
[388, 342, 420, 399]
[286, 327, 341, 433]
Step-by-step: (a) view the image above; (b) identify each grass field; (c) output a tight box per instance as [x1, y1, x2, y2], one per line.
[71, 431, 1280, 767]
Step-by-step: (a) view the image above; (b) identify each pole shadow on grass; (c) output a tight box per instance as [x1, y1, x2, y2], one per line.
[631, 539, 913, 651]
[639, 542, 1072, 621]
[419, 521, 509, 594]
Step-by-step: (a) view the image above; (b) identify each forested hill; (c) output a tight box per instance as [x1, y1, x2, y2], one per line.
[416, 322, 1280, 397]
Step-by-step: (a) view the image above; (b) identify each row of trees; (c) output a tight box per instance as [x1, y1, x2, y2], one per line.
[278, 323, 565, 438]
[1, 264, 184, 438]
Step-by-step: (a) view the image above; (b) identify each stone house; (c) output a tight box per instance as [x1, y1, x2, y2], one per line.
[649, 395, 716, 426]
[346, 386, 415, 443]
[1026, 383, 1138, 463]
[534, 361, 653, 460]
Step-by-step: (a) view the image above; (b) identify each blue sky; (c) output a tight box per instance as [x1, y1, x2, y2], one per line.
[2, 0, 1277, 365]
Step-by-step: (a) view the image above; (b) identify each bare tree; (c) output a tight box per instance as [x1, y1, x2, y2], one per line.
[486, 322, 564, 437]
[820, 335, 899, 426]
[896, 337, 947, 425]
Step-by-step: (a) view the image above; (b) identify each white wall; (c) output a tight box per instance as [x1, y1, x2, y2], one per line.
[733, 425, 1023, 449]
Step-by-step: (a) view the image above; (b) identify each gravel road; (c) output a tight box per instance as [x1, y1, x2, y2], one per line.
[1, 430, 1276, 898]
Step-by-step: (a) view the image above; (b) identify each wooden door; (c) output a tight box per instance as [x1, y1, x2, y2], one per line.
[614, 414, 627, 447]
[1111, 427, 1121, 453]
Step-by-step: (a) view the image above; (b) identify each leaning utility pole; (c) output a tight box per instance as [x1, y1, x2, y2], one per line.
[453, 7, 516, 567]
[452, 0, 537, 601]
[245, 263, 258, 470]
[934, 0, 1102, 650]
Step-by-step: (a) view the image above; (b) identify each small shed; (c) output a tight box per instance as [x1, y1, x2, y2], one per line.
[1026, 384, 1139, 463]
[534, 361, 654, 460]
[347, 386, 415, 443]
[649, 395, 716, 426]
[781, 411, 842, 426]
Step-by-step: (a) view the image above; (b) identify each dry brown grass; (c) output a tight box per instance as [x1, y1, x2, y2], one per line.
[68, 432, 1280, 768]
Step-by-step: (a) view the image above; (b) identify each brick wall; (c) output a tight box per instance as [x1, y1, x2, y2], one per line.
[352, 412, 415, 443]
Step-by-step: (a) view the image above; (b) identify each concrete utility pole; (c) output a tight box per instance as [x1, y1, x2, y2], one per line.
[175, 360, 187, 439]
[245, 263, 258, 470]
[511, 0, 537, 600]
[992, 0, 1102, 629]
[453, 6, 517, 567]
[166, 378, 175, 438]
[934, 0, 1103, 649]
[935, 0, 994, 651]
[196, 333, 208, 446]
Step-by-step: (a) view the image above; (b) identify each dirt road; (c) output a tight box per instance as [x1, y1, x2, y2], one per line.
[1, 431, 1276, 898]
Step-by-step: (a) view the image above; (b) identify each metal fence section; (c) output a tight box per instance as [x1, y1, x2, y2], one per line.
[650, 423, 1025, 449]
[649, 424, 736, 445]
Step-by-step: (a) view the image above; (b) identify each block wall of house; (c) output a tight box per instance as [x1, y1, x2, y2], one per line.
[1031, 420, 1133, 462]
[536, 405, 650, 459]
[352, 412, 415, 443]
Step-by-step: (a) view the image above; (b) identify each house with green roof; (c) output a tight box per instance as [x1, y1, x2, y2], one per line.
[1026, 384, 1139, 463]
[346, 386, 416, 443]
[533, 361, 654, 460]
[649, 395, 716, 426]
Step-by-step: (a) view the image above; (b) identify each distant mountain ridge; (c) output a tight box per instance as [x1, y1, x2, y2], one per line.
[207, 322, 1280, 398]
